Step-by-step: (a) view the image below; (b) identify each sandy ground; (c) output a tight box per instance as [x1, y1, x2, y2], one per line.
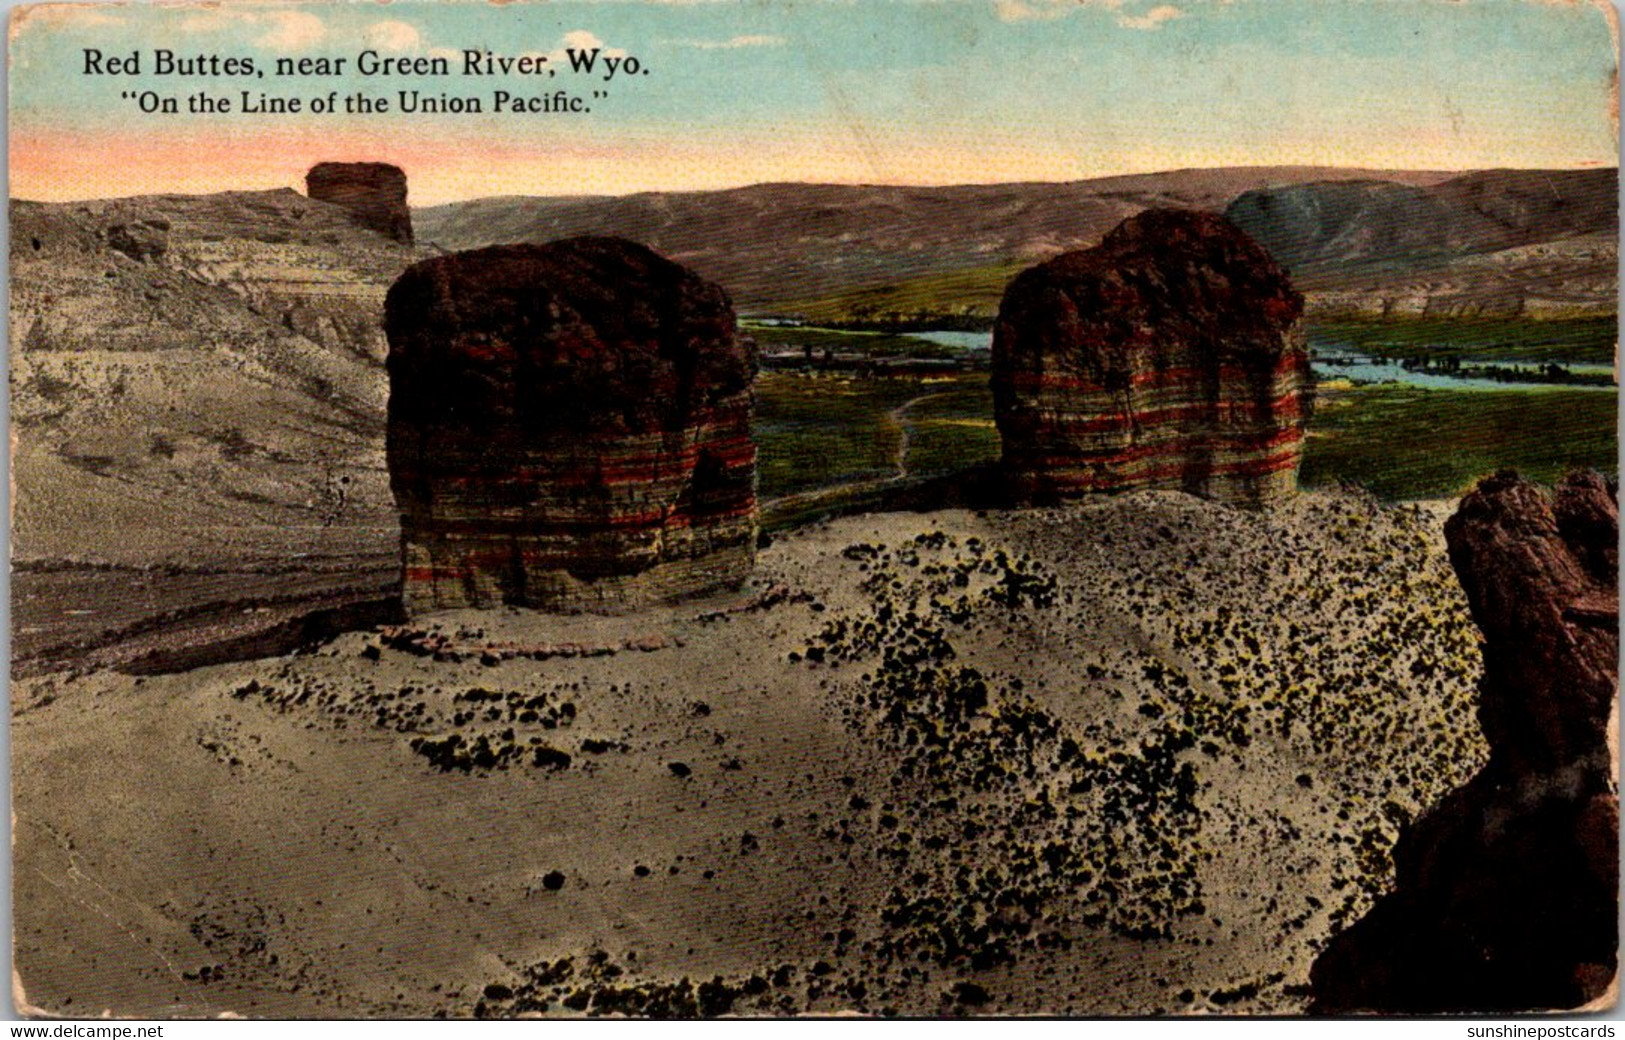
[12, 491, 1488, 1018]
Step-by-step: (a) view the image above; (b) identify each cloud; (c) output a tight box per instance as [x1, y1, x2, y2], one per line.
[993, 0, 1120, 23]
[1118, 4, 1183, 29]
[992, 0, 1184, 28]
[15, 5, 124, 30]
[258, 11, 326, 50]
[176, 8, 326, 50]
[178, 10, 232, 33]
[562, 30, 608, 52]
[551, 30, 626, 61]
[677, 34, 788, 49]
[365, 20, 423, 53]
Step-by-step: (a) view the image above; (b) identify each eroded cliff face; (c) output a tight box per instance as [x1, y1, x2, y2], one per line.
[9, 189, 419, 566]
[1311, 471, 1619, 1014]
[990, 209, 1311, 510]
[385, 237, 758, 614]
[306, 162, 414, 245]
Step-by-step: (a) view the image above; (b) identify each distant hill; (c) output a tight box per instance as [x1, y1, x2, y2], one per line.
[416, 166, 1615, 323]
[414, 166, 1462, 313]
[1225, 169, 1617, 319]
[1228, 169, 1616, 269]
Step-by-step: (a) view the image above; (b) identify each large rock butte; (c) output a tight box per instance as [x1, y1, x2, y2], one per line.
[1311, 471, 1619, 1013]
[306, 162, 414, 244]
[384, 237, 758, 614]
[991, 209, 1311, 508]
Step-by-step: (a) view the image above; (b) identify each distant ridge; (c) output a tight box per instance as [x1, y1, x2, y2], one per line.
[414, 166, 1616, 319]
[413, 166, 1467, 307]
[1228, 169, 1616, 270]
[1227, 169, 1617, 319]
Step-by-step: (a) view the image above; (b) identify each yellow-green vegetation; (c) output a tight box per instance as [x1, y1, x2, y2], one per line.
[904, 381, 1000, 478]
[756, 372, 999, 503]
[1301, 385, 1618, 501]
[1310, 317, 1618, 364]
[1143, 499, 1486, 935]
[759, 373, 1615, 509]
[755, 373, 922, 499]
[765, 262, 1023, 328]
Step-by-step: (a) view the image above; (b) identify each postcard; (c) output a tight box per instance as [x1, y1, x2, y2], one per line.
[8, 0, 1618, 1019]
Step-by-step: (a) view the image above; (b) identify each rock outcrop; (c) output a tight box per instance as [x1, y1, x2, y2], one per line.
[385, 237, 758, 614]
[104, 219, 169, 263]
[1311, 471, 1619, 1013]
[990, 209, 1311, 509]
[306, 162, 413, 244]
[9, 189, 413, 567]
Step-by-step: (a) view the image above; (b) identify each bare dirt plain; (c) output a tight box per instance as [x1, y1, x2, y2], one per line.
[13, 491, 1488, 1018]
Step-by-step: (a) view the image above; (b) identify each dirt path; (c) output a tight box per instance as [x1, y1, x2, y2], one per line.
[886, 390, 952, 480]
[761, 388, 952, 524]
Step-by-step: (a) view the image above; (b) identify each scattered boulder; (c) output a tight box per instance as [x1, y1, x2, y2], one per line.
[1310, 471, 1619, 1013]
[105, 219, 169, 263]
[305, 162, 413, 244]
[385, 237, 758, 614]
[990, 209, 1311, 509]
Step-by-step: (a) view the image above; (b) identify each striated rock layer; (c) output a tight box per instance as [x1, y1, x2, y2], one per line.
[9, 188, 416, 566]
[306, 162, 414, 244]
[991, 209, 1311, 509]
[1311, 471, 1619, 1013]
[385, 237, 758, 615]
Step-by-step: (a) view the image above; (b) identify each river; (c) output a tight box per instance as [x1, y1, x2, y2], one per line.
[906, 330, 1616, 392]
[1310, 343, 1616, 392]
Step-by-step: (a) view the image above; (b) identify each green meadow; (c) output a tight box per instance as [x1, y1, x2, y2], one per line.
[1300, 385, 1617, 501]
[902, 381, 1001, 478]
[754, 373, 926, 499]
[762, 262, 1019, 328]
[754, 374, 1617, 508]
[1309, 316, 1617, 364]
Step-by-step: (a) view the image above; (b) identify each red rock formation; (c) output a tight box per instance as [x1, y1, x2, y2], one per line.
[306, 162, 413, 244]
[990, 209, 1311, 508]
[1311, 471, 1619, 1013]
[385, 237, 757, 614]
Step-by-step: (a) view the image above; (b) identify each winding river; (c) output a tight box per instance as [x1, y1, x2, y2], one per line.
[905, 330, 1616, 392]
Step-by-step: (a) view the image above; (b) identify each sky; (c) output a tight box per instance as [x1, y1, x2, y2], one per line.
[7, 0, 1620, 204]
